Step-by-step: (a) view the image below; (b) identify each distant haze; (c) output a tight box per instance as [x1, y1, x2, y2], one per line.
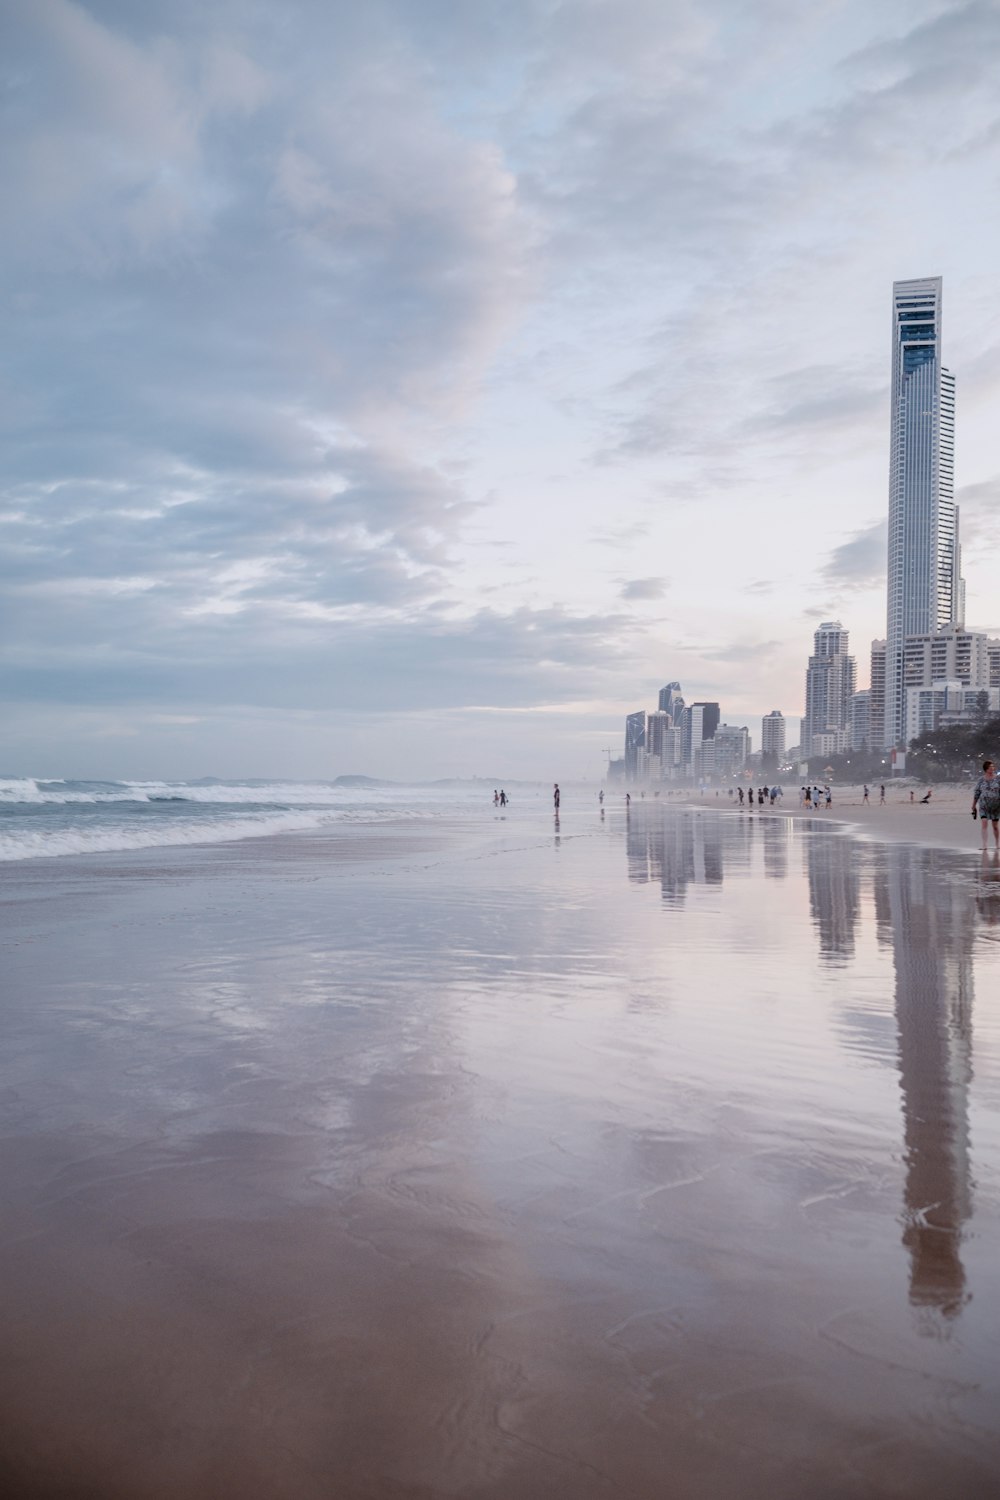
[3, 1, 1000, 780]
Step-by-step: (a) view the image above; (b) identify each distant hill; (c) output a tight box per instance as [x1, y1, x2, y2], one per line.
[332, 774, 391, 787]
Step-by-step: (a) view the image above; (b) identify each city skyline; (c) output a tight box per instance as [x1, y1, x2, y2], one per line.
[3, 3, 1000, 780]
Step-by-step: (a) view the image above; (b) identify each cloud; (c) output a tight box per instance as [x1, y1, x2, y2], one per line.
[703, 640, 783, 664]
[619, 576, 668, 600]
[957, 476, 1000, 554]
[821, 522, 887, 590]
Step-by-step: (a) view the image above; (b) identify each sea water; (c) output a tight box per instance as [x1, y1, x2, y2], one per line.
[0, 776, 504, 861]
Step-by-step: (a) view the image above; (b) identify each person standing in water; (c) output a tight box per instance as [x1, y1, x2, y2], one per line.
[862, 785, 870, 805]
[499, 789, 507, 807]
[973, 761, 1000, 849]
[553, 783, 560, 811]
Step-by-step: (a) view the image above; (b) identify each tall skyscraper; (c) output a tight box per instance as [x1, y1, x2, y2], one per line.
[658, 681, 684, 720]
[682, 701, 719, 771]
[761, 710, 786, 762]
[624, 711, 646, 782]
[869, 639, 886, 751]
[884, 277, 963, 747]
[803, 622, 856, 757]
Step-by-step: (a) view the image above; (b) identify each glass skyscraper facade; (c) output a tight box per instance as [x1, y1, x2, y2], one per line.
[885, 277, 962, 747]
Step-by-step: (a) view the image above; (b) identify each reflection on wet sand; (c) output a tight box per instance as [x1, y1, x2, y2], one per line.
[626, 806, 723, 899]
[879, 846, 974, 1326]
[631, 808, 980, 1335]
[806, 831, 861, 965]
[2, 812, 1000, 1496]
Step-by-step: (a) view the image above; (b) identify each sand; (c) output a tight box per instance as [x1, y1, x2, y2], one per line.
[681, 781, 993, 854]
[2, 807, 1000, 1498]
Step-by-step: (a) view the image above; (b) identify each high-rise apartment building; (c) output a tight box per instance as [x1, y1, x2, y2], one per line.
[869, 640, 886, 751]
[657, 682, 684, 720]
[682, 702, 720, 771]
[761, 710, 786, 762]
[884, 277, 963, 746]
[850, 690, 871, 751]
[712, 724, 750, 777]
[803, 622, 856, 756]
[624, 711, 646, 782]
[902, 623, 987, 694]
[987, 639, 1000, 689]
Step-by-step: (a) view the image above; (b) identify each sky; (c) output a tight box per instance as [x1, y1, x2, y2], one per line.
[3, 0, 1000, 781]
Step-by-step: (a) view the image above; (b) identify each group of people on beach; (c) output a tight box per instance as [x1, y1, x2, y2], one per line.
[492, 789, 508, 807]
[731, 785, 782, 808]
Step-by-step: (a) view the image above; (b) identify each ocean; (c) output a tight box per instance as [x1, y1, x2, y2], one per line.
[0, 776, 505, 861]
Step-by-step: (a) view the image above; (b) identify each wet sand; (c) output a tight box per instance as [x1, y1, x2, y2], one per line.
[2, 807, 1000, 1497]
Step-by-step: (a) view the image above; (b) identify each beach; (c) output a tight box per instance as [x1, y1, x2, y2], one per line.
[3, 800, 1000, 1497]
[681, 780, 990, 853]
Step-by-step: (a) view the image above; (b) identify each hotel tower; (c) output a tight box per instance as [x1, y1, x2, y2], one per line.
[884, 277, 963, 748]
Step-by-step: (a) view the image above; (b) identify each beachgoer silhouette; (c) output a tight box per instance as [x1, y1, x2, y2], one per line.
[879, 784, 885, 805]
[499, 790, 507, 807]
[862, 785, 869, 805]
[553, 783, 560, 810]
[973, 761, 1000, 849]
[920, 789, 932, 804]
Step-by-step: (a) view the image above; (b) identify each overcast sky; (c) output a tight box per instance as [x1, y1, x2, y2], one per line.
[3, 0, 1000, 780]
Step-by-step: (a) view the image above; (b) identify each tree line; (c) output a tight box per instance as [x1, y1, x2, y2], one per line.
[805, 714, 1000, 783]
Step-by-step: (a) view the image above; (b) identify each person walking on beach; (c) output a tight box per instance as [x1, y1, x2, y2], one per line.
[973, 762, 1000, 847]
[879, 784, 885, 805]
[825, 786, 832, 808]
[553, 783, 560, 811]
[625, 792, 630, 807]
[862, 785, 870, 805]
[598, 789, 604, 806]
[499, 790, 507, 807]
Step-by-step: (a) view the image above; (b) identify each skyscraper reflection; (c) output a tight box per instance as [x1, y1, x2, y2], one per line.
[881, 845, 974, 1327]
[805, 831, 860, 965]
[624, 809, 723, 903]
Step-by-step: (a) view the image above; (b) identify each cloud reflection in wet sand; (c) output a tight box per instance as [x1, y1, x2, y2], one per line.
[1, 809, 999, 1496]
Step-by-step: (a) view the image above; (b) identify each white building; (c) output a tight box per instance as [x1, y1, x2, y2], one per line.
[850, 689, 871, 751]
[905, 681, 1000, 743]
[761, 710, 786, 761]
[803, 621, 856, 756]
[885, 277, 963, 747]
[712, 724, 750, 778]
[869, 639, 887, 750]
[903, 624, 988, 693]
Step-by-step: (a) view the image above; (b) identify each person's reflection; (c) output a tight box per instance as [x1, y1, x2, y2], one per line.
[553, 811, 560, 848]
[805, 832, 860, 965]
[975, 849, 1000, 927]
[883, 845, 974, 1328]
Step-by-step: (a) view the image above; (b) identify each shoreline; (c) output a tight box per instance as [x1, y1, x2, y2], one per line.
[658, 781, 993, 856]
